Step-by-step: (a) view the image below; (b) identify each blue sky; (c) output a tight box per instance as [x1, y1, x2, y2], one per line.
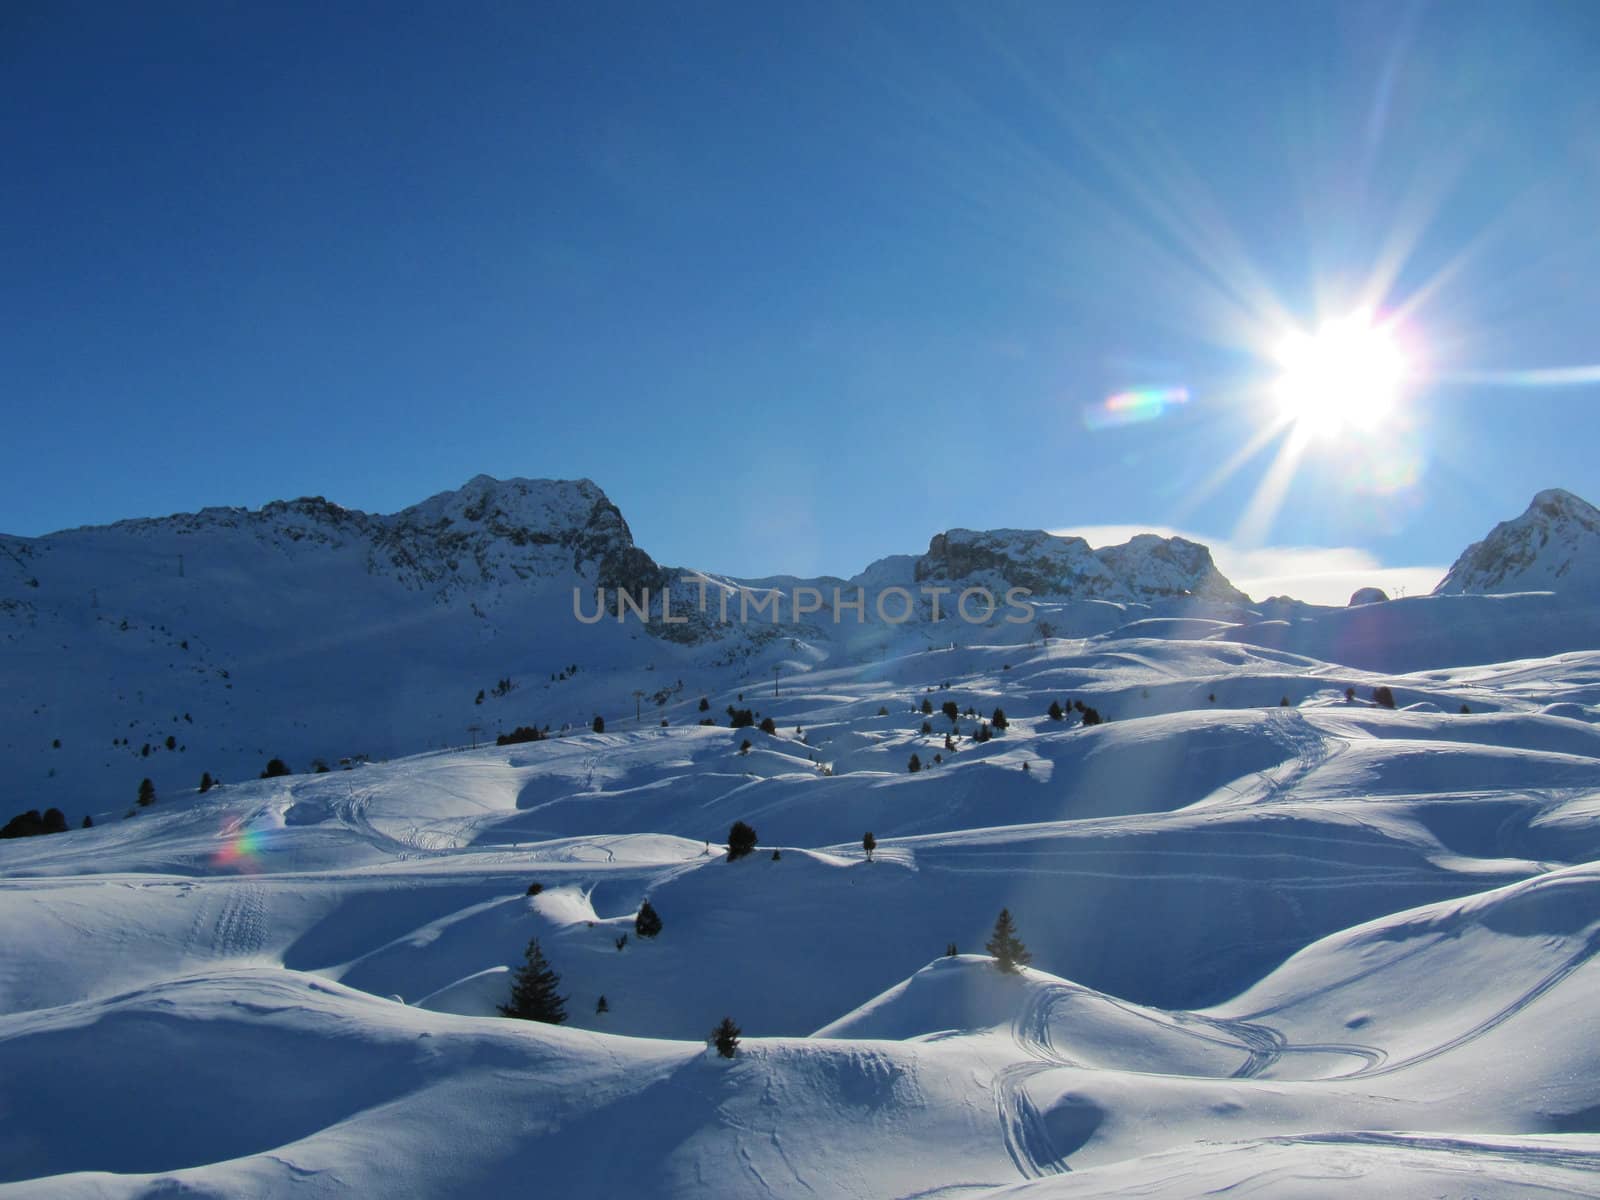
[5, 1, 1599, 596]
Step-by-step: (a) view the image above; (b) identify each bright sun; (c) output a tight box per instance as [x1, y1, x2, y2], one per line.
[1272, 312, 1408, 437]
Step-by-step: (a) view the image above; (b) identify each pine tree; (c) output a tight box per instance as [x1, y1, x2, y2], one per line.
[862, 831, 876, 861]
[137, 778, 156, 807]
[635, 899, 663, 938]
[596, 995, 609, 1014]
[499, 938, 567, 1024]
[986, 908, 1032, 974]
[726, 820, 758, 860]
[711, 1016, 741, 1058]
[920, 698, 933, 715]
[198, 771, 214, 794]
[1048, 699, 1064, 721]
[592, 715, 605, 733]
[699, 697, 710, 712]
[908, 753, 922, 773]
[992, 707, 1008, 730]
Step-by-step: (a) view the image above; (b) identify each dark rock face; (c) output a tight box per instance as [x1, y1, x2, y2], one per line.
[913, 528, 1247, 603]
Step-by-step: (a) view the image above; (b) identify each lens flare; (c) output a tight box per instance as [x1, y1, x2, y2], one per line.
[211, 818, 266, 872]
[1084, 386, 1190, 431]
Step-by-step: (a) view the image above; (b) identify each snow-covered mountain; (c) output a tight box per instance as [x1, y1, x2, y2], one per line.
[901, 527, 1245, 603]
[8, 479, 1600, 824]
[4, 593, 1600, 1196]
[0, 476, 1258, 817]
[4, 479, 1600, 1196]
[1434, 487, 1600, 596]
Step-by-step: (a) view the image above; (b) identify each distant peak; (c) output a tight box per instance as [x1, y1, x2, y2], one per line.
[1434, 486, 1600, 596]
[1529, 488, 1597, 516]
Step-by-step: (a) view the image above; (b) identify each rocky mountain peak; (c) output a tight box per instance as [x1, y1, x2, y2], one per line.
[1433, 488, 1600, 596]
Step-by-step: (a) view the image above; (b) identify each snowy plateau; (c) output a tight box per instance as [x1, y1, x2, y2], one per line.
[4, 478, 1600, 1198]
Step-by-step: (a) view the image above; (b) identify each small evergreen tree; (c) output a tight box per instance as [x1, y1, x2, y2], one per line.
[1373, 686, 1397, 709]
[771, 849, 781, 860]
[986, 908, 1032, 974]
[992, 707, 1008, 731]
[526, 881, 543, 896]
[635, 899, 663, 939]
[727, 820, 758, 860]
[198, 771, 214, 793]
[946, 942, 958, 957]
[592, 715, 605, 733]
[82, 815, 94, 829]
[908, 752, 922, 773]
[499, 938, 567, 1023]
[699, 696, 710, 712]
[863, 831, 876, 860]
[1081, 707, 1102, 726]
[261, 758, 291, 778]
[974, 722, 992, 743]
[137, 778, 156, 807]
[941, 700, 960, 722]
[596, 995, 609, 1014]
[711, 1016, 741, 1058]
[739, 738, 752, 755]
[1048, 699, 1064, 721]
[920, 698, 933, 715]
[758, 716, 777, 734]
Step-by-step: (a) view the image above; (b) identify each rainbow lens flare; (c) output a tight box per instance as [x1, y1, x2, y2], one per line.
[1084, 387, 1191, 431]
[211, 818, 267, 872]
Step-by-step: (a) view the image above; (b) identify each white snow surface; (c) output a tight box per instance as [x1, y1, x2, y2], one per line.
[2, 481, 1600, 1196]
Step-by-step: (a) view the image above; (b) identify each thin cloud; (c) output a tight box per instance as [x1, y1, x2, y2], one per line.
[1055, 523, 1447, 606]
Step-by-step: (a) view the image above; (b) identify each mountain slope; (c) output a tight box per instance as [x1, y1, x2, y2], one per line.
[1434, 488, 1600, 595]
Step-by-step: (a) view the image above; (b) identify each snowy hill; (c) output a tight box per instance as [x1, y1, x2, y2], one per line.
[1434, 487, 1600, 595]
[4, 482, 1600, 1196]
[1, 475, 1262, 821]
